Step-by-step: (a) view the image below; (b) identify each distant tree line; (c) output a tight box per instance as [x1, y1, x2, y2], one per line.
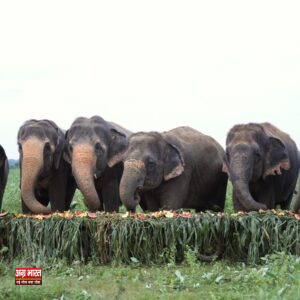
[8, 159, 19, 169]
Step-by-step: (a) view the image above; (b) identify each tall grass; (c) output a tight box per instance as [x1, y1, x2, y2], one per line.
[1, 169, 299, 266]
[0, 211, 299, 265]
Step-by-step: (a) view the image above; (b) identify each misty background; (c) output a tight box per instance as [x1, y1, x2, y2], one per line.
[0, 1, 299, 159]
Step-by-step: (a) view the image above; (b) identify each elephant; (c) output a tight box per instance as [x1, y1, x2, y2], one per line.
[0, 145, 9, 211]
[18, 119, 76, 214]
[64, 116, 131, 212]
[223, 122, 299, 212]
[110, 126, 228, 212]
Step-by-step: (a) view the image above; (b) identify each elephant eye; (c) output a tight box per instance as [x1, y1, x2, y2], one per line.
[44, 142, 51, 152]
[254, 151, 261, 161]
[226, 151, 230, 161]
[148, 160, 156, 170]
[95, 143, 103, 153]
[68, 144, 73, 154]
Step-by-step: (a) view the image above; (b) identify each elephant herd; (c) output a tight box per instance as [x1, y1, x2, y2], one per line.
[0, 116, 300, 214]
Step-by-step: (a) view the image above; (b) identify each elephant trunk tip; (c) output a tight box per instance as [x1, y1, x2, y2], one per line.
[233, 179, 267, 212]
[249, 201, 267, 212]
[124, 202, 138, 211]
[86, 201, 101, 212]
[22, 196, 52, 214]
[122, 188, 141, 211]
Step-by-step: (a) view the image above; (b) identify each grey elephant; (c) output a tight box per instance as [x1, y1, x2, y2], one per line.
[110, 126, 228, 212]
[223, 122, 299, 211]
[18, 119, 77, 214]
[64, 116, 131, 212]
[0, 145, 9, 211]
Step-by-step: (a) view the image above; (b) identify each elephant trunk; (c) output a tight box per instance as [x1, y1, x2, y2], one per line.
[230, 157, 267, 211]
[232, 179, 266, 211]
[72, 145, 100, 211]
[21, 139, 51, 214]
[294, 194, 300, 213]
[119, 159, 146, 211]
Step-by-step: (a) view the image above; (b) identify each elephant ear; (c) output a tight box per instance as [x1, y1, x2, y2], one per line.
[53, 130, 65, 170]
[62, 130, 71, 164]
[163, 135, 185, 181]
[222, 152, 229, 174]
[43, 119, 65, 169]
[263, 137, 290, 178]
[107, 128, 128, 167]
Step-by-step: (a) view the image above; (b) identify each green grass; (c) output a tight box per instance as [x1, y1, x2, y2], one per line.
[0, 252, 299, 300]
[1, 211, 299, 265]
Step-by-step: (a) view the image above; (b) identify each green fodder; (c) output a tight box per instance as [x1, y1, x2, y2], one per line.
[0, 211, 299, 265]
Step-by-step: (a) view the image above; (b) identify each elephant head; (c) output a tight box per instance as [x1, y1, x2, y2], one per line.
[18, 119, 65, 214]
[110, 132, 185, 211]
[223, 123, 290, 211]
[64, 116, 128, 211]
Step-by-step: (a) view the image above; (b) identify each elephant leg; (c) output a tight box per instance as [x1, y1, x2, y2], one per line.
[204, 173, 228, 212]
[0, 186, 4, 210]
[278, 189, 294, 210]
[100, 177, 120, 212]
[159, 178, 188, 210]
[276, 175, 298, 210]
[257, 183, 275, 209]
[138, 193, 148, 212]
[49, 170, 68, 212]
[64, 177, 77, 211]
[49, 162, 77, 212]
[232, 190, 247, 212]
[142, 192, 160, 212]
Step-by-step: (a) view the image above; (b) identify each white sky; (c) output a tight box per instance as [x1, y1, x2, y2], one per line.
[0, 0, 299, 158]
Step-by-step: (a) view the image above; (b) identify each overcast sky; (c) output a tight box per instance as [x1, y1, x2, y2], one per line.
[0, 1, 299, 158]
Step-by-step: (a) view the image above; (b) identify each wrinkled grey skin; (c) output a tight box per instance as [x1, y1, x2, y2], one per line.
[18, 119, 76, 214]
[0, 145, 8, 211]
[111, 126, 228, 212]
[64, 116, 131, 212]
[224, 122, 299, 212]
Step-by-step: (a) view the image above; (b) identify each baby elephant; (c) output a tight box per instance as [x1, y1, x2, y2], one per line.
[111, 126, 228, 212]
[0, 145, 9, 211]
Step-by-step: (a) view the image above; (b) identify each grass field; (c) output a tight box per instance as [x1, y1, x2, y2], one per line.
[0, 253, 300, 300]
[0, 169, 299, 299]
